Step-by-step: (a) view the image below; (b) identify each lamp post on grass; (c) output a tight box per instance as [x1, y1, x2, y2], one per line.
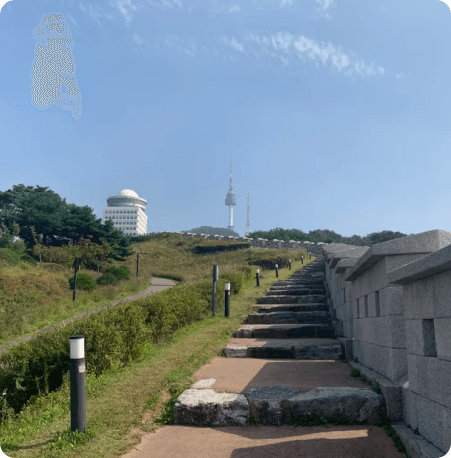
[69, 335, 86, 433]
[72, 257, 80, 302]
[212, 264, 219, 317]
[225, 282, 230, 317]
[136, 252, 149, 278]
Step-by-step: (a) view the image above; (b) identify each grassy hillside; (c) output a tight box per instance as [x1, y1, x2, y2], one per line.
[0, 233, 311, 458]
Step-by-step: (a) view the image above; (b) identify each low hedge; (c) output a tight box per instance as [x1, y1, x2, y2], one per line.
[68, 273, 97, 291]
[0, 248, 22, 266]
[105, 265, 131, 281]
[96, 272, 120, 286]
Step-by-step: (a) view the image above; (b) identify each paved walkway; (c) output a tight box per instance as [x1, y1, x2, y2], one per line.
[0, 277, 176, 359]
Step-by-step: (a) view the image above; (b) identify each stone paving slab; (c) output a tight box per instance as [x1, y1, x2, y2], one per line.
[223, 338, 343, 359]
[191, 357, 375, 394]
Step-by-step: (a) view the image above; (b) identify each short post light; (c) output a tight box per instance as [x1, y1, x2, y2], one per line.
[275, 264, 279, 278]
[72, 257, 79, 302]
[69, 335, 87, 433]
[256, 268, 260, 287]
[225, 282, 230, 317]
[212, 264, 219, 317]
[289, 259, 291, 270]
[301, 255, 304, 265]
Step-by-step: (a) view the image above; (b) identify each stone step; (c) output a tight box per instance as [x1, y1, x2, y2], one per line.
[223, 337, 343, 359]
[259, 294, 326, 304]
[173, 385, 385, 427]
[254, 303, 329, 313]
[273, 279, 324, 286]
[268, 288, 326, 295]
[235, 324, 335, 339]
[247, 311, 331, 325]
[290, 273, 324, 278]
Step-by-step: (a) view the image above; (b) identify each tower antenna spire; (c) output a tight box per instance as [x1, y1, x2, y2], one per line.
[245, 193, 250, 237]
[225, 159, 237, 232]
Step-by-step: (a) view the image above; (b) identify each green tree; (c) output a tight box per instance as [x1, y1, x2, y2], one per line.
[0, 184, 132, 261]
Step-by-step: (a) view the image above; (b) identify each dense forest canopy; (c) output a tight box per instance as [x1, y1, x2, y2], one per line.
[0, 184, 133, 260]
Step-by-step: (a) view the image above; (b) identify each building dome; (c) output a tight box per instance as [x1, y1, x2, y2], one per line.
[117, 189, 139, 198]
[107, 189, 147, 210]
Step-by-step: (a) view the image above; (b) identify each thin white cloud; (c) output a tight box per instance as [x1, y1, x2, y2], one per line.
[229, 3, 241, 12]
[315, 0, 333, 10]
[147, 0, 183, 10]
[66, 12, 77, 27]
[133, 32, 144, 45]
[164, 34, 197, 56]
[108, 0, 138, 25]
[220, 31, 385, 79]
[79, 3, 114, 25]
[252, 0, 293, 8]
[220, 36, 244, 52]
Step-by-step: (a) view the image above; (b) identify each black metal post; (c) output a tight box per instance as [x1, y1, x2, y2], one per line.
[256, 268, 260, 287]
[225, 282, 230, 317]
[70, 335, 86, 433]
[212, 264, 218, 317]
[301, 255, 304, 265]
[136, 253, 139, 278]
[275, 264, 279, 278]
[289, 259, 291, 270]
[72, 257, 79, 302]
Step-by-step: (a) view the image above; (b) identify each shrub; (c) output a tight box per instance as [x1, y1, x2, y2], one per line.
[20, 254, 37, 265]
[96, 272, 120, 286]
[0, 248, 22, 265]
[221, 271, 244, 295]
[68, 273, 97, 291]
[105, 265, 131, 281]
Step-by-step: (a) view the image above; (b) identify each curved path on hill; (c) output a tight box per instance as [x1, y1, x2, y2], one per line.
[0, 277, 176, 361]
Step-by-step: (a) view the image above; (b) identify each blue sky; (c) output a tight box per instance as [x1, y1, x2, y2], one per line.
[1, 0, 451, 238]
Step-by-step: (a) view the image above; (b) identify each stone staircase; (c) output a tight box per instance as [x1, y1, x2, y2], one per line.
[174, 256, 386, 427]
[223, 257, 343, 360]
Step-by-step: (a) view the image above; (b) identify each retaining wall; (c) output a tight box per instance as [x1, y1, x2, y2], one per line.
[321, 230, 451, 457]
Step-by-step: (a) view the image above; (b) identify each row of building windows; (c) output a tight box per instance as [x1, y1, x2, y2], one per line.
[105, 210, 138, 215]
[105, 216, 137, 220]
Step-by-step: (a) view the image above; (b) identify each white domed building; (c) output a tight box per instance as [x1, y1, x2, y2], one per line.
[103, 189, 148, 236]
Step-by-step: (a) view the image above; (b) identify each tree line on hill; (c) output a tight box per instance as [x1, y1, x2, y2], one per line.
[247, 227, 412, 246]
[0, 184, 134, 270]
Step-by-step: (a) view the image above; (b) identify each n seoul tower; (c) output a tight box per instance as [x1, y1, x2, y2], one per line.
[225, 160, 237, 231]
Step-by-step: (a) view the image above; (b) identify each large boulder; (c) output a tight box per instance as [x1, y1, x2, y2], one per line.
[283, 387, 386, 425]
[245, 384, 299, 425]
[174, 389, 249, 426]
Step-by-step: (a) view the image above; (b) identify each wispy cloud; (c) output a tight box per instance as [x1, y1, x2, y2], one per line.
[315, 0, 333, 10]
[253, 0, 293, 8]
[108, 0, 138, 26]
[229, 3, 241, 13]
[133, 32, 144, 45]
[162, 34, 197, 56]
[220, 36, 244, 52]
[219, 31, 385, 79]
[79, 3, 114, 25]
[146, 0, 183, 10]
